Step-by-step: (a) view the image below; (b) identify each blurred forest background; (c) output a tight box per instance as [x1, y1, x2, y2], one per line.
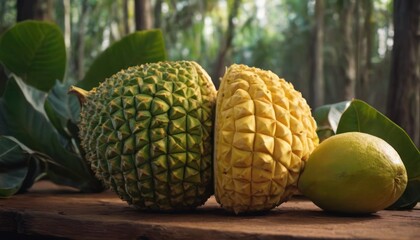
[0, 0, 419, 146]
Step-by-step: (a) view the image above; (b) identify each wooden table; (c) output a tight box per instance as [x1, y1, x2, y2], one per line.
[0, 181, 419, 240]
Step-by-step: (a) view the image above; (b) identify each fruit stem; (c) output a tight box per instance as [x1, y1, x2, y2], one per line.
[68, 86, 89, 106]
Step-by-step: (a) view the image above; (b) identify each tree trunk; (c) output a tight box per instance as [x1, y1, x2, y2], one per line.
[44, 0, 54, 21]
[340, 0, 357, 100]
[357, 1, 373, 101]
[17, 0, 53, 22]
[109, 1, 118, 42]
[123, 0, 130, 35]
[387, 0, 420, 147]
[73, 0, 89, 81]
[154, 0, 163, 29]
[135, 0, 153, 30]
[17, 0, 39, 21]
[310, 0, 325, 108]
[212, 0, 241, 88]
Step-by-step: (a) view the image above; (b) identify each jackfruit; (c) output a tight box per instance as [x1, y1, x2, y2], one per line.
[70, 61, 217, 210]
[214, 64, 318, 214]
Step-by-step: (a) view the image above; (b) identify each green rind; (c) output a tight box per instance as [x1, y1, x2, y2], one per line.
[79, 61, 216, 210]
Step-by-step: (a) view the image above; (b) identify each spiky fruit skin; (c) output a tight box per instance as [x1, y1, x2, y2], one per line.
[214, 64, 319, 214]
[78, 61, 217, 210]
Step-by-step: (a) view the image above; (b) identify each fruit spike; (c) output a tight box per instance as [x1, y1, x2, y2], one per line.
[215, 64, 319, 214]
[72, 61, 217, 211]
[68, 86, 90, 105]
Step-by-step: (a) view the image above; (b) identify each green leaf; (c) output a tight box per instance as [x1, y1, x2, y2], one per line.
[17, 153, 45, 193]
[0, 136, 28, 197]
[336, 99, 420, 209]
[44, 80, 80, 138]
[0, 77, 102, 192]
[13, 74, 47, 113]
[78, 29, 167, 90]
[0, 20, 66, 92]
[313, 101, 350, 142]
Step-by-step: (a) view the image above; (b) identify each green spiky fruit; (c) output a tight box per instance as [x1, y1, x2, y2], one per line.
[70, 61, 217, 210]
[214, 64, 319, 214]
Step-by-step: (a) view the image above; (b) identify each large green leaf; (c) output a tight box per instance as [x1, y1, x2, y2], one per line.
[78, 29, 167, 90]
[336, 99, 420, 209]
[313, 101, 350, 142]
[17, 152, 45, 193]
[44, 80, 80, 139]
[0, 77, 102, 192]
[0, 20, 65, 92]
[0, 136, 28, 197]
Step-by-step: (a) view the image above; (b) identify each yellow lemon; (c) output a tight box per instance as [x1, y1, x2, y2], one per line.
[298, 132, 407, 214]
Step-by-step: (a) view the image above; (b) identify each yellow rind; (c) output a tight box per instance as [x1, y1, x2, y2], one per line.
[215, 64, 319, 214]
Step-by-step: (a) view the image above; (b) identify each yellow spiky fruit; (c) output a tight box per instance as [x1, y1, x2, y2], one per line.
[214, 64, 319, 214]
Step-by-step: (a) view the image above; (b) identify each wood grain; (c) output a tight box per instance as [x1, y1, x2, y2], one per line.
[0, 181, 419, 240]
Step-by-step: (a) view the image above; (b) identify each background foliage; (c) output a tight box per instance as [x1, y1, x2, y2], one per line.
[0, 0, 394, 109]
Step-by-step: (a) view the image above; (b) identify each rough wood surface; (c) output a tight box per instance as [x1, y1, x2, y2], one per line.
[0, 181, 419, 240]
